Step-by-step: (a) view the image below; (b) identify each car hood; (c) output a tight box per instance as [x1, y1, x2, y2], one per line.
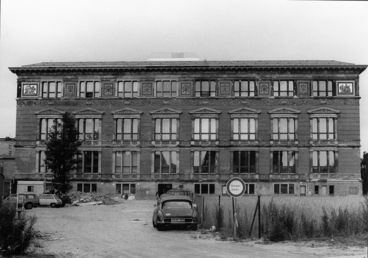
[162, 208, 193, 217]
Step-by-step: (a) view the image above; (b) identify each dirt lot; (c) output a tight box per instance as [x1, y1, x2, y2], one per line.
[27, 200, 366, 258]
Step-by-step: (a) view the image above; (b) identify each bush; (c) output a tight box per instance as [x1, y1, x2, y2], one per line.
[0, 204, 37, 256]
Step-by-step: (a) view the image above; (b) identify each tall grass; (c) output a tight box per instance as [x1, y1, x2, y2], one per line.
[195, 195, 368, 241]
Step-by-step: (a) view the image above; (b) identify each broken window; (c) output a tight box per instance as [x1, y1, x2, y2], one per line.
[77, 118, 101, 141]
[193, 151, 217, 174]
[42, 81, 63, 98]
[232, 118, 256, 140]
[153, 151, 178, 174]
[114, 151, 138, 174]
[312, 150, 336, 173]
[79, 81, 101, 98]
[115, 118, 139, 141]
[273, 81, 294, 97]
[195, 81, 217, 97]
[193, 118, 217, 140]
[117, 81, 139, 98]
[232, 151, 257, 173]
[233, 80, 256, 97]
[312, 80, 334, 97]
[311, 117, 335, 141]
[272, 151, 296, 173]
[272, 117, 296, 141]
[155, 118, 177, 141]
[155, 80, 178, 97]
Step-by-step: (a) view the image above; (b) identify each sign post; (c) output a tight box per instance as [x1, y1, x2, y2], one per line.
[226, 177, 245, 240]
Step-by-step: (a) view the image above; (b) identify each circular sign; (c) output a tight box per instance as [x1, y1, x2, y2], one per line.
[226, 177, 245, 197]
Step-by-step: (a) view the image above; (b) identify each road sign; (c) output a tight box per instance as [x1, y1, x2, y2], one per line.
[226, 177, 245, 197]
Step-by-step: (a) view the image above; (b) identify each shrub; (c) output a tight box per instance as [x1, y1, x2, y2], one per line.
[0, 204, 37, 256]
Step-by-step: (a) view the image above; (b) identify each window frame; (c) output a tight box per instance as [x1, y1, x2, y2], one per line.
[77, 118, 101, 141]
[274, 183, 295, 194]
[154, 118, 178, 141]
[232, 117, 257, 141]
[77, 183, 97, 193]
[115, 118, 140, 141]
[115, 183, 136, 195]
[233, 80, 257, 97]
[311, 117, 336, 141]
[312, 80, 335, 97]
[41, 81, 63, 98]
[77, 151, 100, 174]
[193, 118, 218, 141]
[232, 150, 257, 174]
[312, 150, 337, 173]
[194, 183, 216, 195]
[117, 80, 140, 98]
[155, 80, 178, 97]
[79, 81, 101, 98]
[272, 117, 297, 141]
[192, 150, 218, 174]
[195, 80, 217, 97]
[153, 150, 178, 174]
[272, 80, 295, 97]
[272, 150, 297, 174]
[39, 118, 62, 141]
[113, 151, 139, 174]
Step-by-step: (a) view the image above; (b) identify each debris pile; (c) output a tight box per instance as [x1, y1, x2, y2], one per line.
[69, 192, 125, 206]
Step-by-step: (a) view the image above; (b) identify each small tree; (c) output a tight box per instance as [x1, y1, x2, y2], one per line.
[45, 112, 80, 194]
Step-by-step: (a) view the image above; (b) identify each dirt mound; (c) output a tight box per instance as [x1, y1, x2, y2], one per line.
[69, 192, 124, 206]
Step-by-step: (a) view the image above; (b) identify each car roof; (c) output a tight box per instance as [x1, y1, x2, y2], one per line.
[160, 195, 193, 202]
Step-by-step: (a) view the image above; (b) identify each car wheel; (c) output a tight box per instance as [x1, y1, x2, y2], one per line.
[25, 203, 33, 210]
[156, 225, 164, 231]
[50, 203, 56, 208]
[152, 219, 157, 228]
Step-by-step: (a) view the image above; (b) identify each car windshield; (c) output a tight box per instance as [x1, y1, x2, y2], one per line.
[162, 200, 191, 209]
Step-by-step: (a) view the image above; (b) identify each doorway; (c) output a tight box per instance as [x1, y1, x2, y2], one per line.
[157, 184, 172, 196]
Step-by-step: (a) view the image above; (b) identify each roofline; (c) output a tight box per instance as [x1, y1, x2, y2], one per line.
[9, 62, 368, 75]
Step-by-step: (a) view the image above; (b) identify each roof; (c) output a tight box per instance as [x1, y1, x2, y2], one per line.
[9, 60, 367, 74]
[159, 195, 193, 202]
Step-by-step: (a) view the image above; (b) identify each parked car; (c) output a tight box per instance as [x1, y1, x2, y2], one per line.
[3, 194, 25, 209]
[166, 189, 193, 198]
[38, 194, 62, 207]
[152, 195, 198, 230]
[18, 193, 39, 209]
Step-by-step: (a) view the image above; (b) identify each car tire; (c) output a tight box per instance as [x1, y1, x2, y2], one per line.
[152, 219, 156, 228]
[25, 203, 33, 210]
[50, 203, 56, 208]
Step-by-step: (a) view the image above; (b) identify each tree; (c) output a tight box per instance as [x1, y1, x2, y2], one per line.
[361, 152, 368, 195]
[45, 112, 81, 194]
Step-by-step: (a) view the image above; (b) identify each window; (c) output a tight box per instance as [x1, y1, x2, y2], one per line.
[154, 151, 178, 174]
[40, 118, 61, 140]
[312, 150, 336, 173]
[272, 118, 296, 141]
[115, 118, 139, 141]
[274, 184, 294, 194]
[232, 151, 256, 173]
[77, 151, 99, 173]
[272, 151, 296, 173]
[21, 83, 38, 97]
[233, 80, 256, 97]
[37, 151, 49, 173]
[311, 117, 335, 141]
[114, 151, 138, 174]
[194, 183, 215, 194]
[42, 81, 63, 98]
[77, 183, 97, 193]
[329, 185, 334, 196]
[116, 183, 136, 195]
[314, 185, 319, 195]
[27, 186, 34, 192]
[244, 183, 255, 194]
[79, 81, 101, 98]
[193, 151, 217, 174]
[312, 81, 334, 97]
[155, 118, 177, 141]
[195, 81, 216, 97]
[155, 80, 178, 97]
[232, 118, 256, 140]
[273, 81, 295, 97]
[77, 118, 101, 141]
[193, 118, 217, 141]
[117, 81, 139, 98]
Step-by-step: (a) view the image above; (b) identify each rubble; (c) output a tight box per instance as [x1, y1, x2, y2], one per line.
[69, 192, 126, 206]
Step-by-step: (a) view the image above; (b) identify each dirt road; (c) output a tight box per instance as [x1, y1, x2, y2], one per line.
[29, 200, 365, 258]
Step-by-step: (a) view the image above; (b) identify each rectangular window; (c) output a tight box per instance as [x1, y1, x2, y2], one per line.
[194, 183, 215, 194]
[312, 150, 336, 173]
[155, 80, 178, 97]
[77, 183, 97, 193]
[232, 118, 256, 140]
[233, 80, 256, 97]
[272, 151, 296, 173]
[312, 81, 334, 97]
[195, 81, 216, 97]
[27, 186, 34, 192]
[272, 117, 296, 141]
[79, 81, 101, 98]
[329, 185, 334, 196]
[193, 151, 217, 174]
[40, 118, 61, 140]
[311, 118, 335, 141]
[274, 184, 294, 194]
[77, 183, 83, 192]
[193, 118, 217, 140]
[78, 118, 101, 141]
[273, 81, 294, 97]
[154, 151, 178, 174]
[314, 185, 319, 195]
[114, 151, 138, 174]
[42, 81, 63, 98]
[244, 183, 255, 195]
[115, 118, 139, 141]
[155, 118, 177, 141]
[232, 151, 256, 173]
[115, 183, 136, 195]
[77, 151, 99, 173]
[117, 81, 139, 98]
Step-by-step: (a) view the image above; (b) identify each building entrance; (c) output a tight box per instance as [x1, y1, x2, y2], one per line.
[157, 183, 172, 196]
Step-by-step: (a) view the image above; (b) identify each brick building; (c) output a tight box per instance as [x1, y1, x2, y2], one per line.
[9, 60, 367, 198]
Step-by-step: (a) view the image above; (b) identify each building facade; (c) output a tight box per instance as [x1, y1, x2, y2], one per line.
[9, 60, 367, 198]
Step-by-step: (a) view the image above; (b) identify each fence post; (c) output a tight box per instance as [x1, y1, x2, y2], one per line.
[258, 195, 261, 239]
[232, 197, 236, 239]
[202, 195, 205, 225]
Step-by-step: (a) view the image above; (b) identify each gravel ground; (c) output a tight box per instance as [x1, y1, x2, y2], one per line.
[26, 200, 367, 258]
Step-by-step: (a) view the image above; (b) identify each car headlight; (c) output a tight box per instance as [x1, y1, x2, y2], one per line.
[157, 210, 164, 221]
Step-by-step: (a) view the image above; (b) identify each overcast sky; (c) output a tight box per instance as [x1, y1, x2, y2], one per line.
[1, 0, 367, 152]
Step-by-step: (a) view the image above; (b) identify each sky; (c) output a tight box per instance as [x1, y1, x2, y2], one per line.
[0, 0, 368, 151]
